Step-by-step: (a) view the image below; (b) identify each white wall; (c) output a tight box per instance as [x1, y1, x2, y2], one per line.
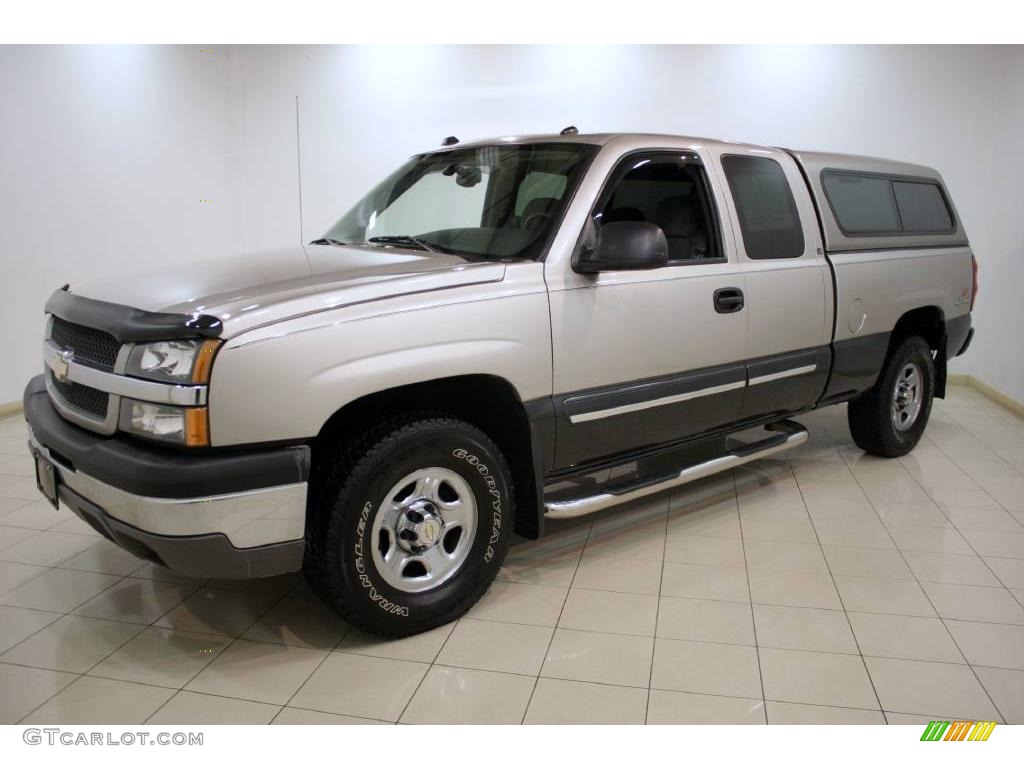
[965, 47, 1024, 404]
[1, 45, 1022, 405]
[0, 46, 242, 404]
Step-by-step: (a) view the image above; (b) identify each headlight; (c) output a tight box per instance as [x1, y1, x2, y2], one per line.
[125, 340, 220, 384]
[119, 399, 209, 447]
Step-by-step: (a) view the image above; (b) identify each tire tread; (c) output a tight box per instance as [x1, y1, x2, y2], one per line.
[848, 336, 934, 458]
[304, 412, 514, 637]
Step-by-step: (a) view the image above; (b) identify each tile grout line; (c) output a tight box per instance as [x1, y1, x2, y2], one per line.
[267, 585, 358, 725]
[884, 461, 1013, 722]
[518, 517, 591, 724]
[791, 450, 888, 723]
[13, 569, 147, 724]
[924, 425, 1024, 613]
[937, 396, 1024, 470]
[733, 468, 769, 723]
[6, 571, 1024, 640]
[8, 534, 1024, 575]
[643, 490, 672, 724]
[392, 614, 460, 724]
[836, 433, 1007, 724]
[141, 577, 312, 725]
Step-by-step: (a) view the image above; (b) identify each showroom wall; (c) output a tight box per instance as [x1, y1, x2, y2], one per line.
[0, 46, 243, 405]
[0, 45, 1021, 406]
[967, 47, 1024, 405]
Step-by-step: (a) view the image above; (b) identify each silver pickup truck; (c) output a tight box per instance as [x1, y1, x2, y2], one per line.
[24, 131, 976, 636]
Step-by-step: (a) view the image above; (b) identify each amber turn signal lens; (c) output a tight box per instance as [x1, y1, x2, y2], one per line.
[185, 407, 210, 447]
[191, 340, 222, 384]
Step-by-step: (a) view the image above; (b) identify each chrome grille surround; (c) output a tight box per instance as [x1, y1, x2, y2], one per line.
[42, 314, 210, 437]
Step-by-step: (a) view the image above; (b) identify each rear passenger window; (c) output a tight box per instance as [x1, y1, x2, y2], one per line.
[892, 180, 954, 232]
[721, 155, 805, 259]
[822, 171, 955, 235]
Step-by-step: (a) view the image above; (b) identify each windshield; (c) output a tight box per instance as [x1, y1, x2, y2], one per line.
[323, 142, 597, 260]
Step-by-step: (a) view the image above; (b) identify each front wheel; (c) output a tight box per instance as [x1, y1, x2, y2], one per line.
[304, 415, 514, 637]
[847, 335, 935, 457]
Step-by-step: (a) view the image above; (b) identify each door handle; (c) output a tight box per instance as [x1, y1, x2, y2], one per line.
[714, 287, 744, 314]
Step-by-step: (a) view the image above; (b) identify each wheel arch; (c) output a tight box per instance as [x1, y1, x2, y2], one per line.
[313, 374, 545, 540]
[888, 305, 948, 398]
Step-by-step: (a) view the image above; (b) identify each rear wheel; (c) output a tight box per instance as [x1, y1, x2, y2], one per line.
[848, 335, 935, 457]
[304, 414, 514, 637]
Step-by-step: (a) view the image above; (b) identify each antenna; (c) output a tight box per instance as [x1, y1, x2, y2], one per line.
[560, 125, 579, 136]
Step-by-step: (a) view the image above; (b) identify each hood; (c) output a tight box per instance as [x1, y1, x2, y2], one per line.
[73, 244, 507, 338]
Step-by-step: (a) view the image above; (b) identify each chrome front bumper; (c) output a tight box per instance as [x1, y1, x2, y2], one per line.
[29, 431, 307, 549]
[24, 375, 310, 579]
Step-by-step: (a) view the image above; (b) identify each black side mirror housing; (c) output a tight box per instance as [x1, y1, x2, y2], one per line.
[575, 221, 669, 273]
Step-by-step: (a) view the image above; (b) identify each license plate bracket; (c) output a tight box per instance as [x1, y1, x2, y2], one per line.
[33, 450, 60, 510]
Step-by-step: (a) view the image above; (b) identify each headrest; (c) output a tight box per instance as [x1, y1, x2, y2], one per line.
[654, 196, 700, 238]
[603, 206, 646, 223]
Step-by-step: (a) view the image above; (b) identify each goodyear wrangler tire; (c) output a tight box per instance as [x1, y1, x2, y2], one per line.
[847, 335, 935, 458]
[304, 414, 514, 637]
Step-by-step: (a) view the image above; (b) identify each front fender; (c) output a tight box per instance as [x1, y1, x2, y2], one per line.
[207, 286, 552, 446]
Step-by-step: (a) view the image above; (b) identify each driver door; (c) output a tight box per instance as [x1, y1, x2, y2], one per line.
[545, 150, 749, 470]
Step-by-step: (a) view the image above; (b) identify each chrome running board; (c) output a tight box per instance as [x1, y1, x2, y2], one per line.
[544, 420, 808, 520]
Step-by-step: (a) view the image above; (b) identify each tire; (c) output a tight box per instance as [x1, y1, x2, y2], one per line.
[847, 335, 935, 457]
[304, 413, 514, 637]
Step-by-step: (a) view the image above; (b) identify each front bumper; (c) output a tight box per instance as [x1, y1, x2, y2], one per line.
[24, 375, 310, 579]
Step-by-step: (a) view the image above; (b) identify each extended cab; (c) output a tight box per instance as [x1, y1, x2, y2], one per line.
[24, 132, 976, 635]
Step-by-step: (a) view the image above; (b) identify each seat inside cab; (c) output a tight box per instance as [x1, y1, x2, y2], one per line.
[600, 160, 713, 261]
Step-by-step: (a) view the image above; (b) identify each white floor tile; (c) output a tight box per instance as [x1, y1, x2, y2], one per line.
[524, 678, 647, 724]
[865, 656, 999, 720]
[759, 647, 877, 709]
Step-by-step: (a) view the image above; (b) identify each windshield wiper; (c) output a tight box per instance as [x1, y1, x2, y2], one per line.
[308, 237, 348, 246]
[366, 235, 448, 254]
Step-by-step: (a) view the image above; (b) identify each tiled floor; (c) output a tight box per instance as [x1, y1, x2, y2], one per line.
[2, 384, 1024, 724]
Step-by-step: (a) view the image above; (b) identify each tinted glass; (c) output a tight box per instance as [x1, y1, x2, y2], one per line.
[893, 180, 953, 232]
[822, 172, 901, 233]
[598, 157, 717, 262]
[515, 171, 568, 216]
[325, 143, 596, 260]
[721, 155, 805, 259]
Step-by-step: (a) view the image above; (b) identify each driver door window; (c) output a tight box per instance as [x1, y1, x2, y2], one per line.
[595, 155, 722, 264]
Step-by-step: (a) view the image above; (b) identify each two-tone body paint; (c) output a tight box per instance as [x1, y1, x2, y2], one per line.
[65, 132, 974, 472]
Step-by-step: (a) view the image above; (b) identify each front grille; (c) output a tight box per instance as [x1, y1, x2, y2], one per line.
[51, 376, 110, 418]
[50, 317, 119, 371]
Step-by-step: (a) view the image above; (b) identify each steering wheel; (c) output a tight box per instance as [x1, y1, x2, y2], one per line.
[522, 211, 552, 231]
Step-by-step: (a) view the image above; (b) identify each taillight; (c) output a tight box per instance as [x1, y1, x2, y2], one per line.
[971, 254, 978, 310]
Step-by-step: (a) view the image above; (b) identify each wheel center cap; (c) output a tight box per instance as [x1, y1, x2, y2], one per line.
[396, 501, 443, 551]
[416, 517, 442, 547]
[897, 383, 914, 407]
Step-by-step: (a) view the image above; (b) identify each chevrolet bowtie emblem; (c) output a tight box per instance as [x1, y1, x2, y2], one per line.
[53, 349, 74, 383]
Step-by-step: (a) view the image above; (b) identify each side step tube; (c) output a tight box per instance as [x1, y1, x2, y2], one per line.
[544, 420, 808, 520]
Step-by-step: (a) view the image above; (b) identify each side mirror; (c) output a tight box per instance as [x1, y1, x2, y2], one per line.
[575, 221, 669, 273]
